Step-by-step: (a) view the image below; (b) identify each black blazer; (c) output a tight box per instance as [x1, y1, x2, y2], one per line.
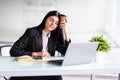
[10, 26, 70, 57]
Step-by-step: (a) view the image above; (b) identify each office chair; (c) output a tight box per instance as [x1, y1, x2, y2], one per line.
[0, 45, 12, 56]
[0, 76, 7, 80]
[0, 45, 12, 80]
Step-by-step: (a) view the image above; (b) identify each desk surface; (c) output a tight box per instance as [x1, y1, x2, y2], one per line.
[0, 56, 120, 77]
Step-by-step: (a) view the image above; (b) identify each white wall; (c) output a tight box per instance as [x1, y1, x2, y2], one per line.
[0, 0, 106, 43]
[57, 0, 105, 31]
[105, 0, 120, 47]
[0, 0, 25, 42]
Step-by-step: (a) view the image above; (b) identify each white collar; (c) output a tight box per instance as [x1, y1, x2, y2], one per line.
[42, 30, 51, 38]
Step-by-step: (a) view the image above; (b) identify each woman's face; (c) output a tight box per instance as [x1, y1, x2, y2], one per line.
[45, 16, 59, 31]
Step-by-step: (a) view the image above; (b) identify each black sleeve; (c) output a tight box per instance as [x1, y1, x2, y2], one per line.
[56, 29, 71, 56]
[10, 29, 33, 57]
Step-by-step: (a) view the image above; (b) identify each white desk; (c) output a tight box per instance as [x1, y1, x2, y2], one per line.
[0, 56, 120, 80]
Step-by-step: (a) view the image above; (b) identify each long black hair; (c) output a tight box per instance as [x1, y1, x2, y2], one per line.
[38, 10, 60, 29]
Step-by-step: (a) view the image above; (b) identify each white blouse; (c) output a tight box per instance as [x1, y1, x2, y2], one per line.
[42, 30, 50, 52]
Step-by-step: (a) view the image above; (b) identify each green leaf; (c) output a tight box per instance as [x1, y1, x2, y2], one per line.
[89, 35, 111, 53]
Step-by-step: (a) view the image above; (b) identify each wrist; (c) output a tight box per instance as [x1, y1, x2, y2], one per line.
[32, 52, 36, 57]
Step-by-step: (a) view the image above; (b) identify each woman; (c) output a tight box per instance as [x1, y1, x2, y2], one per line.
[10, 10, 70, 80]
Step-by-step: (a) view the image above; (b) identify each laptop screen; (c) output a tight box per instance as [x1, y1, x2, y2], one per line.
[47, 42, 98, 66]
[62, 42, 98, 66]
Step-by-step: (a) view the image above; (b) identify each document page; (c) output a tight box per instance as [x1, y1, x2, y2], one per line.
[15, 55, 49, 62]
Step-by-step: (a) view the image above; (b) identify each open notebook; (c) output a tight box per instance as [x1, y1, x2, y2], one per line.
[15, 55, 48, 62]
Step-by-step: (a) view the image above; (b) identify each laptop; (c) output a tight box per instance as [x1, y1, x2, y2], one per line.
[48, 42, 98, 66]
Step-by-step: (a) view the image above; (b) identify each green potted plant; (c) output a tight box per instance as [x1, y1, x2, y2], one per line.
[89, 35, 111, 62]
[89, 35, 111, 53]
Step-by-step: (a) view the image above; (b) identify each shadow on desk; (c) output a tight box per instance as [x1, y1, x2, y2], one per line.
[9, 76, 62, 80]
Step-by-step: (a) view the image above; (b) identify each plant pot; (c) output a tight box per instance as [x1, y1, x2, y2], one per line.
[95, 52, 106, 63]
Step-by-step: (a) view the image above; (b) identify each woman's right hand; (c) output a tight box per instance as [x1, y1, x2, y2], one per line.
[32, 51, 50, 59]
